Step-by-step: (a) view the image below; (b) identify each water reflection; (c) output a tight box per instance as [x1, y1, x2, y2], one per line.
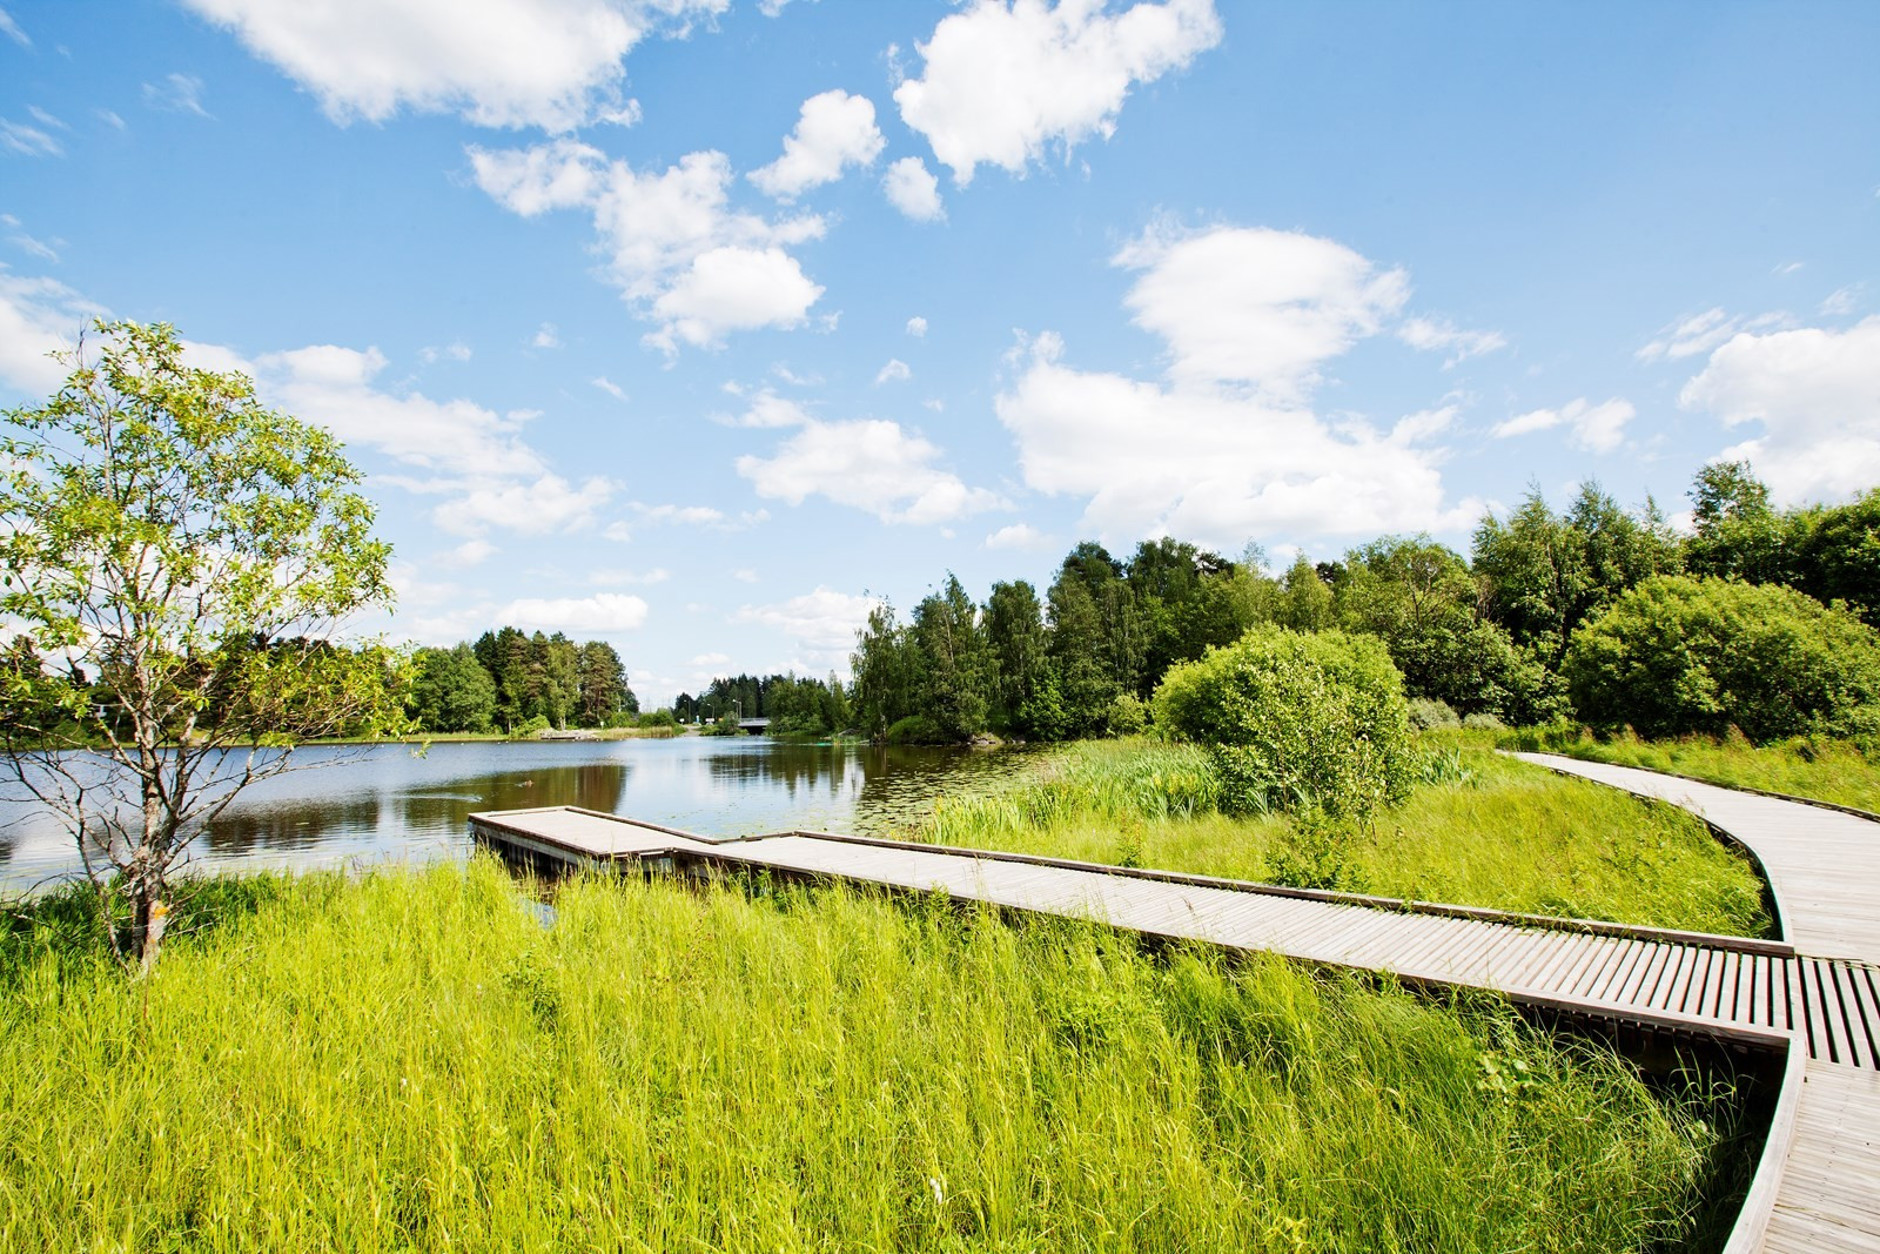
[0, 737, 1033, 891]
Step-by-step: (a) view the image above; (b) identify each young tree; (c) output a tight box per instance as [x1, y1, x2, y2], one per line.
[983, 580, 1047, 731]
[409, 644, 497, 733]
[0, 321, 407, 967]
[912, 573, 991, 740]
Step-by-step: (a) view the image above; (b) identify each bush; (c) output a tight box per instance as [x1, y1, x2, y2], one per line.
[1104, 693, 1148, 737]
[1152, 626, 1415, 820]
[1407, 698, 1460, 730]
[1564, 576, 1880, 742]
[1462, 712, 1505, 731]
[509, 714, 551, 740]
[885, 714, 947, 745]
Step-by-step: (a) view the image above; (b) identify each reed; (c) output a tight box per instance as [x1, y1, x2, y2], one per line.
[918, 737, 1774, 937]
[0, 861, 1748, 1252]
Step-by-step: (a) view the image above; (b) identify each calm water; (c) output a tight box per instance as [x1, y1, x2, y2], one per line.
[0, 737, 1034, 893]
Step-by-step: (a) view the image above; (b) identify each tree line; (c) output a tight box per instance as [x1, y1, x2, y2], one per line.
[850, 464, 1880, 744]
[408, 628, 639, 734]
[674, 673, 851, 736]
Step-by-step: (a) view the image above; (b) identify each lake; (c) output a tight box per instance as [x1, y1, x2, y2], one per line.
[0, 737, 1035, 893]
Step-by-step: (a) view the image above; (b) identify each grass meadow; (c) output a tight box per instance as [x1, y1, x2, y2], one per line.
[917, 737, 1774, 939]
[1502, 726, 1880, 816]
[0, 860, 1751, 1253]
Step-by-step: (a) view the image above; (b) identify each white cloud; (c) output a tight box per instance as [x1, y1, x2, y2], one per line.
[1489, 397, 1634, 453]
[0, 269, 102, 393]
[1679, 316, 1880, 502]
[994, 224, 1480, 547]
[0, 8, 30, 47]
[1773, 260, 1805, 276]
[727, 388, 811, 427]
[180, 0, 727, 130]
[874, 358, 911, 384]
[734, 586, 880, 658]
[0, 216, 59, 263]
[419, 340, 472, 364]
[1637, 307, 1791, 362]
[906, 315, 928, 337]
[592, 375, 627, 400]
[95, 109, 127, 131]
[26, 107, 67, 132]
[250, 343, 613, 536]
[590, 566, 669, 585]
[0, 118, 63, 157]
[648, 245, 825, 351]
[1821, 286, 1862, 317]
[470, 140, 826, 352]
[1117, 223, 1409, 402]
[894, 0, 1222, 185]
[532, 321, 561, 348]
[749, 89, 884, 200]
[691, 651, 731, 665]
[882, 155, 945, 221]
[731, 567, 759, 583]
[142, 73, 212, 117]
[737, 417, 1001, 525]
[432, 473, 614, 536]
[1397, 316, 1506, 367]
[501, 592, 649, 633]
[984, 522, 1052, 550]
[444, 539, 497, 567]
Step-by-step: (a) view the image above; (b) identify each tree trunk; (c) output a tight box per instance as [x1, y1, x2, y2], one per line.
[127, 857, 169, 973]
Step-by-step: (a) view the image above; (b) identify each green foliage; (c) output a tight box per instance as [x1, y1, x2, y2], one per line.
[408, 643, 498, 733]
[912, 574, 992, 741]
[885, 714, 948, 744]
[1154, 626, 1416, 820]
[1565, 575, 1880, 741]
[0, 320, 406, 964]
[1472, 482, 1682, 668]
[1407, 697, 1461, 730]
[1684, 461, 1880, 624]
[1103, 692, 1148, 737]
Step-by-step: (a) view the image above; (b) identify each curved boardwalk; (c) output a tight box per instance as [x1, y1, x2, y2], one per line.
[472, 756, 1880, 1252]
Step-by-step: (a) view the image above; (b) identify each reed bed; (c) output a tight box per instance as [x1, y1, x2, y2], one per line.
[0, 861, 1748, 1252]
[919, 738, 1774, 938]
[1503, 726, 1880, 816]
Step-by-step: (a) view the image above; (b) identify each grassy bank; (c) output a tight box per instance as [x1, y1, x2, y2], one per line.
[1501, 727, 1880, 816]
[917, 738, 1774, 938]
[0, 862, 1746, 1252]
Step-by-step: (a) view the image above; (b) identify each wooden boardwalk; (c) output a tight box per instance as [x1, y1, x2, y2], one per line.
[470, 759, 1880, 1252]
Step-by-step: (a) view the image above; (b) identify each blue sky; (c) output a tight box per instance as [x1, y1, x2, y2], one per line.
[2, 0, 1875, 704]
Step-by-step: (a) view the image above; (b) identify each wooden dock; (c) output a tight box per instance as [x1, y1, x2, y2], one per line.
[470, 758, 1880, 1253]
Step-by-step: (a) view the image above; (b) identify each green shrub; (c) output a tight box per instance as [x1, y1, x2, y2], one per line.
[1407, 697, 1460, 730]
[1462, 712, 1505, 731]
[509, 714, 551, 739]
[1152, 626, 1415, 820]
[1565, 576, 1880, 742]
[885, 714, 948, 744]
[1104, 692, 1148, 736]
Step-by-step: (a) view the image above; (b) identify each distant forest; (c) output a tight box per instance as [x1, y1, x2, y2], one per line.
[415, 463, 1879, 743]
[408, 628, 638, 734]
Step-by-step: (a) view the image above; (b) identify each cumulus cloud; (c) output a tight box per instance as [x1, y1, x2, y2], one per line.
[532, 321, 561, 348]
[882, 155, 945, 221]
[501, 592, 649, 633]
[994, 224, 1480, 547]
[180, 0, 726, 130]
[0, 269, 104, 393]
[874, 358, 911, 384]
[736, 417, 1001, 525]
[734, 586, 880, 658]
[1679, 316, 1880, 502]
[749, 89, 884, 200]
[470, 140, 826, 351]
[727, 388, 812, 427]
[984, 522, 1052, 550]
[894, 0, 1222, 185]
[906, 315, 928, 337]
[249, 343, 612, 536]
[1490, 397, 1635, 453]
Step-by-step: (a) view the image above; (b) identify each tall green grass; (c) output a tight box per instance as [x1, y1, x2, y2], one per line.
[1503, 725, 1880, 815]
[0, 861, 1747, 1252]
[920, 738, 1774, 938]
